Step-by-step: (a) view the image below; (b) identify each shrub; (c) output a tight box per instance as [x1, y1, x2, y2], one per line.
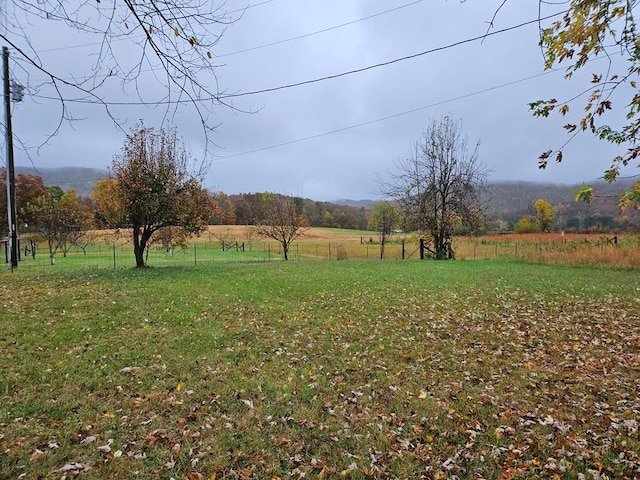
[514, 217, 541, 234]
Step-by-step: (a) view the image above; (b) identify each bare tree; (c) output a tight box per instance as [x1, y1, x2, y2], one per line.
[253, 193, 309, 261]
[368, 201, 400, 259]
[384, 115, 487, 260]
[3, 1, 239, 145]
[70, 230, 99, 256]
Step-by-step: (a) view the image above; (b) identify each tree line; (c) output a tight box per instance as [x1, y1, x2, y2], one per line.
[210, 192, 368, 230]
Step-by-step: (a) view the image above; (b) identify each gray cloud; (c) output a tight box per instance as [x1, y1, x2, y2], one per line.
[8, 0, 631, 201]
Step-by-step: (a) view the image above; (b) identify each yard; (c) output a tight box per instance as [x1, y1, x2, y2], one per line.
[1, 252, 639, 478]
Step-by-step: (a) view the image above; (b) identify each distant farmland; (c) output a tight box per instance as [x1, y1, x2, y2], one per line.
[10, 227, 640, 269]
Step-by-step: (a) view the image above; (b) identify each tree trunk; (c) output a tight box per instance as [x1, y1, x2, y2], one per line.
[434, 233, 446, 260]
[133, 225, 147, 268]
[47, 237, 55, 265]
[134, 246, 145, 268]
[282, 242, 289, 261]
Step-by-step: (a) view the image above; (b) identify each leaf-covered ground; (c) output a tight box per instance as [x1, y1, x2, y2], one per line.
[1, 260, 639, 479]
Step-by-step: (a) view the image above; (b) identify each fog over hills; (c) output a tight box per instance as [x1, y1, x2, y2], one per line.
[16, 166, 108, 198]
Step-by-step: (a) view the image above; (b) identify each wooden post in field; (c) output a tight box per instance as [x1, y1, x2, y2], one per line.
[419, 239, 425, 260]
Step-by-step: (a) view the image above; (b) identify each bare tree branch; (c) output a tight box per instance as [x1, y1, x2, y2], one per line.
[2, 0, 239, 154]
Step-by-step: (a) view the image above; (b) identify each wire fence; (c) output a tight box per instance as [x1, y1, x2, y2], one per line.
[4, 235, 638, 270]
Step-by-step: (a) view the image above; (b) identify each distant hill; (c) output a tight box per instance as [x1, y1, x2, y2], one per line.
[15, 166, 107, 198]
[10, 166, 640, 231]
[333, 199, 375, 207]
[484, 179, 638, 224]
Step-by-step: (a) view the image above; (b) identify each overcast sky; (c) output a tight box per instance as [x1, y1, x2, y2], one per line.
[5, 0, 634, 201]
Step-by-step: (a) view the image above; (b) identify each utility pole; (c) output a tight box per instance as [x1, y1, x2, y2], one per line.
[3, 46, 18, 271]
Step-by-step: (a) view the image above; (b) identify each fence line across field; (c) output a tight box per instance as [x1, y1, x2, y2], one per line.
[5, 235, 635, 270]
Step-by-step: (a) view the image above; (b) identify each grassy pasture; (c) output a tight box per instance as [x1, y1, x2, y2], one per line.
[1, 259, 639, 479]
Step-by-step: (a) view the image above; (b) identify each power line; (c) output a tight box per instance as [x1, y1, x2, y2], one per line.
[21, 0, 425, 86]
[29, 10, 566, 107]
[32, 0, 419, 59]
[227, 0, 277, 15]
[217, 0, 424, 57]
[220, 10, 566, 99]
[217, 69, 561, 159]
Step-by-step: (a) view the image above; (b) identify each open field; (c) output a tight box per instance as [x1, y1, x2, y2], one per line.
[1, 260, 639, 478]
[9, 227, 640, 269]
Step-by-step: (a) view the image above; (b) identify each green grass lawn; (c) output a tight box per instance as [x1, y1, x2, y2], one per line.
[1, 260, 639, 479]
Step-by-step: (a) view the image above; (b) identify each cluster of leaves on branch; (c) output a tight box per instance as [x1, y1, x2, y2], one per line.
[531, 0, 640, 206]
[534, 198, 554, 232]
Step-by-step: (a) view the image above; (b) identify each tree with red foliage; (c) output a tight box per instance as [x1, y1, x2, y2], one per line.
[0, 168, 49, 237]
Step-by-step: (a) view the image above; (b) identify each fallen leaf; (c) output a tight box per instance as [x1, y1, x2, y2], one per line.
[30, 449, 44, 462]
[57, 463, 89, 473]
